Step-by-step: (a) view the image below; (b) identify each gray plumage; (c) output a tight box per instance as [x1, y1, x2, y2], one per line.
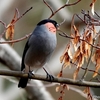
[18, 22, 57, 88]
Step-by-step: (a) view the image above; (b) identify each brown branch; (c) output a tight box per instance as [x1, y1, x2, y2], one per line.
[59, 30, 100, 50]
[0, 7, 33, 39]
[0, 70, 100, 88]
[43, 0, 81, 19]
[76, 10, 100, 26]
[58, 30, 74, 39]
[71, 62, 100, 76]
[0, 20, 6, 27]
[43, 0, 54, 16]
[95, 11, 100, 18]
[14, 7, 33, 23]
[81, 67, 100, 76]
[0, 21, 7, 38]
[76, 14, 87, 25]
[0, 33, 31, 44]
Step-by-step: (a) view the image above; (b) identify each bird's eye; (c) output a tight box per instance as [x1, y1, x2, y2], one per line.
[56, 24, 59, 28]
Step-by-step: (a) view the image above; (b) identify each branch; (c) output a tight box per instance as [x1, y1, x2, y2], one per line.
[14, 7, 33, 23]
[59, 30, 100, 50]
[43, 0, 81, 19]
[76, 10, 100, 26]
[0, 33, 31, 44]
[81, 39, 95, 80]
[0, 7, 33, 40]
[0, 70, 100, 88]
[43, 0, 54, 15]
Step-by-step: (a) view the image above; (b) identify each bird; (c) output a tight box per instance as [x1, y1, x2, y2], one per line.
[18, 19, 59, 88]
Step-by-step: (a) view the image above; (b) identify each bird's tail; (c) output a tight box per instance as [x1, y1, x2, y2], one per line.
[18, 78, 28, 88]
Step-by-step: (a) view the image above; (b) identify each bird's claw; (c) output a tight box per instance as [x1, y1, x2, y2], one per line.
[28, 70, 34, 79]
[46, 73, 54, 81]
[43, 67, 54, 81]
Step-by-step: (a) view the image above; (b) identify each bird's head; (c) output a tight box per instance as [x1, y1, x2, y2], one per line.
[37, 19, 59, 34]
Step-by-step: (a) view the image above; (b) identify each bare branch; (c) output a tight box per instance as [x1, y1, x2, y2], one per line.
[59, 30, 100, 50]
[71, 62, 100, 76]
[14, 7, 33, 23]
[0, 20, 6, 27]
[0, 7, 33, 39]
[43, 0, 54, 17]
[43, 0, 81, 19]
[0, 33, 31, 44]
[76, 10, 100, 26]
[0, 70, 100, 88]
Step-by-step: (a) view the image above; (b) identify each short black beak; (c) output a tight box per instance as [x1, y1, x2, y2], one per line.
[56, 24, 60, 30]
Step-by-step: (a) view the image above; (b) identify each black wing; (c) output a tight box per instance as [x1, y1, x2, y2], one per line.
[21, 41, 29, 71]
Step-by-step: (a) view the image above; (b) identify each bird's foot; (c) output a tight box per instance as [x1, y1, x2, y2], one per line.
[28, 70, 34, 79]
[43, 67, 54, 81]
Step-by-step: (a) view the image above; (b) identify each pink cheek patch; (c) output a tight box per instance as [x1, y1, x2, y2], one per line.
[45, 22, 57, 34]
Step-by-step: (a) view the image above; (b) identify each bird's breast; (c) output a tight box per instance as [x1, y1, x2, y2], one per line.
[24, 27, 57, 68]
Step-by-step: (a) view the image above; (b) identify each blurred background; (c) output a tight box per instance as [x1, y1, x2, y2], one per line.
[0, 0, 100, 100]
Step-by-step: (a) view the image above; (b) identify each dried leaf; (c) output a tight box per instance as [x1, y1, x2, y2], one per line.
[60, 45, 70, 63]
[86, 33, 93, 45]
[58, 96, 63, 100]
[80, 41, 88, 61]
[92, 25, 97, 35]
[73, 67, 80, 80]
[83, 87, 89, 94]
[93, 64, 100, 77]
[80, 41, 85, 54]
[6, 24, 14, 40]
[71, 25, 80, 51]
[90, 0, 97, 7]
[5, 8, 18, 43]
[92, 36, 100, 77]
[66, 85, 69, 90]
[72, 47, 80, 63]
[60, 44, 71, 68]
[78, 53, 84, 67]
[83, 87, 93, 100]
[62, 53, 70, 68]
[72, 46, 84, 67]
[95, 49, 100, 65]
[57, 70, 63, 77]
[91, 53, 96, 64]
[56, 86, 60, 92]
[90, 0, 97, 15]
[73, 25, 80, 36]
[82, 32, 93, 60]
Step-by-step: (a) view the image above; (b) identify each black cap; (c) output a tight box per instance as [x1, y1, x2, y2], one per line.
[37, 19, 58, 28]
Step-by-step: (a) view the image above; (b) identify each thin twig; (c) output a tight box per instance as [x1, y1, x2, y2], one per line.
[15, 8, 20, 18]
[81, 67, 100, 76]
[77, 10, 100, 26]
[81, 39, 95, 80]
[0, 20, 6, 27]
[59, 30, 100, 49]
[0, 33, 31, 44]
[58, 19, 66, 26]
[48, 0, 81, 18]
[58, 30, 74, 39]
[43, 0, 54, 17]
[0, 7, 33, 39]
[76, 14, 87, 25]
[71, 62, 100, 76]
[14, 7, 33, 23]
[0, 21, 7, 38]
[95, 11, 100, 18]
